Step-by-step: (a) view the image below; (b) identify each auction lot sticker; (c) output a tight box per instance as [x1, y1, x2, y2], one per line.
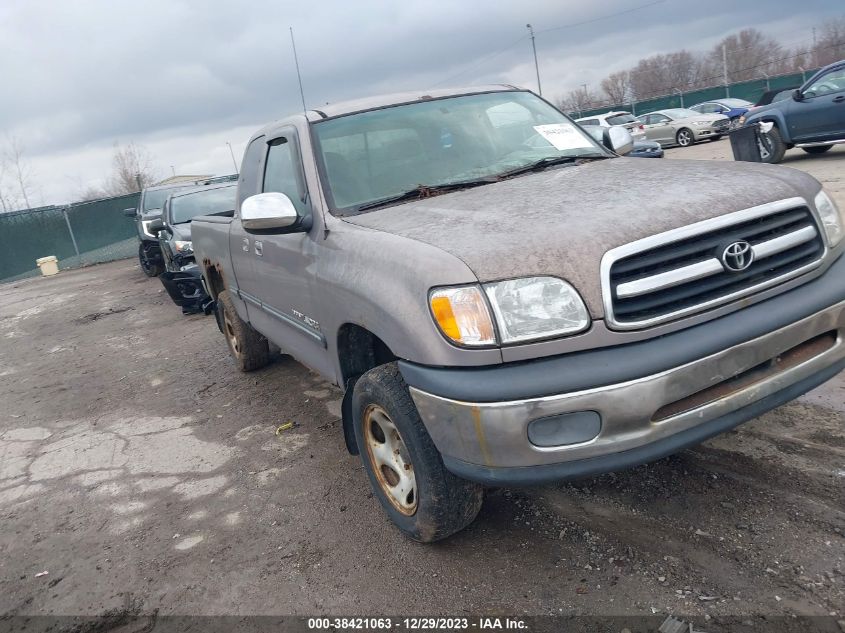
[533, 123, 593, 150]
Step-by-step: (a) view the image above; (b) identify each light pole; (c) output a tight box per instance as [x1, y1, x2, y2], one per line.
[225, 142, 239, 174]
[526, 24, 542, 96]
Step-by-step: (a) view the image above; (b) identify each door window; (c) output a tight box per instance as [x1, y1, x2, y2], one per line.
[804, 68, 845, 97]
[263, 137, 308, 214]
[238, 136, 266, 209]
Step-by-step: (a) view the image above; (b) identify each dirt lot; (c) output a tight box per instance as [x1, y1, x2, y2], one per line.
[0, 140, 843, 626]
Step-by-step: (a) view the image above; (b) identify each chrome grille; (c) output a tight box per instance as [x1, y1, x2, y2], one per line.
[602, 198, 826, 330]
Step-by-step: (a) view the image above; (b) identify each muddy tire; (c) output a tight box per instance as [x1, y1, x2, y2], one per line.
[802, 145, 833, 154]
[216, 290, 269, 372]
[675, 128, 693, 147]
[352, 363, 483, 542]
[759, 126, 787, 164]
[138, 243, 163, 277]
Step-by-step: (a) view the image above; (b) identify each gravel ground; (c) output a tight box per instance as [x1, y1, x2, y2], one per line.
[0, 139, 842, 627]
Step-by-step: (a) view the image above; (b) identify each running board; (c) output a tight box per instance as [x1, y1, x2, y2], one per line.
[795, 139, 845, 148]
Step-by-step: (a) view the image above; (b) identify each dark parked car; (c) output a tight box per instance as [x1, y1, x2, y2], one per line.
[124, 175, 237, 277]
[689, 98, 753, 127]
[753, 86, 799, 108]
[741, 59, 845, 163]
[630, 139, 664, 158]
[148, 183, 237, 313]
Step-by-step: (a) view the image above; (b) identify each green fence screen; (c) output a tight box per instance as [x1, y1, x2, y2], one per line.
[0, 192, 141, 283]
[574, 69, 818, 119]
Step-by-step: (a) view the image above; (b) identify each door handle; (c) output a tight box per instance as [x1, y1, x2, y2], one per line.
[242, 237, 250, 252]
[254, 241, 263, 257]
[833, 95, 845, 103]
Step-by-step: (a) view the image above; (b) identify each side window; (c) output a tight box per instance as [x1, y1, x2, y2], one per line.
[700, 104, 717, 113]
[263, 137, 308, 214]
[805, 68, 845, 97]
[237, 136, 266, 210]
[654, 114, 669, 123]
[579, 119, 599, 126]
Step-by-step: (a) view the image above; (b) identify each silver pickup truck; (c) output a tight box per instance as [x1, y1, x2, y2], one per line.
[192, 86, 845, 542]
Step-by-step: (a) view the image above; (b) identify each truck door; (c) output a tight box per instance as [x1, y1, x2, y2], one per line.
[788, 66, 845, 142]
[243, 130, 332, 376]
[227, 135, 266, 324]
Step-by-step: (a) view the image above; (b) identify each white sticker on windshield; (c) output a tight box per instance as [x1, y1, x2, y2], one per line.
[533, 124, 592, 151]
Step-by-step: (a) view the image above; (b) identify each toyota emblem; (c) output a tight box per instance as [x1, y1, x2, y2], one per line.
[721, 240, 754, 272]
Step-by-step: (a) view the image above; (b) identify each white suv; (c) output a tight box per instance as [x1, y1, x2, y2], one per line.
[576, 110, 646, 140]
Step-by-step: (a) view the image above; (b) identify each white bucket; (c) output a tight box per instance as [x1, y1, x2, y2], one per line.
[36, 256, 59, 277]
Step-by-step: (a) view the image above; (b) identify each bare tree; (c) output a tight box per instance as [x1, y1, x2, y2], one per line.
[559, 87, 601, 116]
[0, 135, 36, 212]
[708, 29, 784, 84]
[104, 142, 158, 196]
[601, 71, 630, 106]
[812, 17, 845, 67]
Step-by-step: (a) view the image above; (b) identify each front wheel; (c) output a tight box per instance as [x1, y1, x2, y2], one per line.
[138, 243, 164, 277]
[758, 126, 787, 163]
[352, 363, 483, 542]
[675, 128, 693, 147]
[802, 145, 833, 154]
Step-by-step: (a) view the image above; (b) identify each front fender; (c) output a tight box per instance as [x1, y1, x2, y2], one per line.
[744, 109, 792, 143]
[314, 220, 504, 385]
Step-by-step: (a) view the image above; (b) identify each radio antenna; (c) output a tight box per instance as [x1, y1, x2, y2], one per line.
[290, 27, 307, 113]
[289, 27, 330, 239]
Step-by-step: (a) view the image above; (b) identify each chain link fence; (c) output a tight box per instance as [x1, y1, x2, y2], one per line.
[573, 69, 819, 119]
[0, 192, 141, 284]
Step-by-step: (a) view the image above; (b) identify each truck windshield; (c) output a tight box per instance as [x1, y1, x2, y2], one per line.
[169, 186, 236, 224]
[313, 91, 610, 214]
[143, 184, 198, 212]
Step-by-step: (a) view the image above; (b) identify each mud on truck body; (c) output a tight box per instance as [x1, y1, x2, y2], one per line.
[191, 86, 845, 542]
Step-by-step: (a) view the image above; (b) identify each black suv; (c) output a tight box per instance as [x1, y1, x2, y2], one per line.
[742, 59, 845, 163]
[124, 176, 237, 276]
[147, 183, 237, 314]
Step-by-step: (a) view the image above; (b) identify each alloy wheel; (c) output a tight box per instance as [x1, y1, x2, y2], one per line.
[363, 404, 417, 515]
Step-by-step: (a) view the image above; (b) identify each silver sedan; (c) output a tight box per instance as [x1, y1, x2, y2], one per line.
[636, 108, 730, 147]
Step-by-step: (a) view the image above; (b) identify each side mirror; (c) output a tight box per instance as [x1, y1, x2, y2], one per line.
[792, 89, 804, 101]
[123, 208, 137, 218]
[241, 192, 310, 231]
[604, 127, 634, 156]
[147, 218, 165, 234]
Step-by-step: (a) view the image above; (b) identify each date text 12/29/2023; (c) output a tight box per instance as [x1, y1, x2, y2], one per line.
[307, 617, 528, 630]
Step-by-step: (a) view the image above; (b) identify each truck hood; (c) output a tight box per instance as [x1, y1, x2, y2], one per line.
[342, 157, 821, 318]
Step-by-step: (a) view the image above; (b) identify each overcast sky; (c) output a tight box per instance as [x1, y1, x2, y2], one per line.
[2, 0, 841, 205]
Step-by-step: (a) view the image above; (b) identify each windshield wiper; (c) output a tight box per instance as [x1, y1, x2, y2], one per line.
[495, 154, 610, 179]
[354, 178, 497, 212]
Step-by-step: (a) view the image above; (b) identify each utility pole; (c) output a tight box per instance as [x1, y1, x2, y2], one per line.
[526, 24, 542, 96]
[290, 27, 307, 113]
[812, 27, 817, 66]
[225, 142, 239, 173]
[722, 43, 730, 97]
[170, 165, 176, 177]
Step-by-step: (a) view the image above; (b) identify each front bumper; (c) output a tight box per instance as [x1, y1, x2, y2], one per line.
[403, 257, 845, 485]
[158, 266, 211, 314]
[694, 123, 729, 139]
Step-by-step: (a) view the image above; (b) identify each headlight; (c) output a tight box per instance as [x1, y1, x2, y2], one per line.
[174, 240, 193, 253]
[815, 189, 843, 247]
[694, 120, 713, 126]
[484, 277, 590, 343]
[429, 286, 496, 347]
[429, 277, 590, 347]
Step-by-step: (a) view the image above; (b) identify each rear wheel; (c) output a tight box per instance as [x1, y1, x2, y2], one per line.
[138, 243, 163, 277]
[216, 290, 269, 372]
[675, 128, 693, 147]
[758, 126, 787, 163]
[352, 363, 483, 542]
[802, 145, 833, 154]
